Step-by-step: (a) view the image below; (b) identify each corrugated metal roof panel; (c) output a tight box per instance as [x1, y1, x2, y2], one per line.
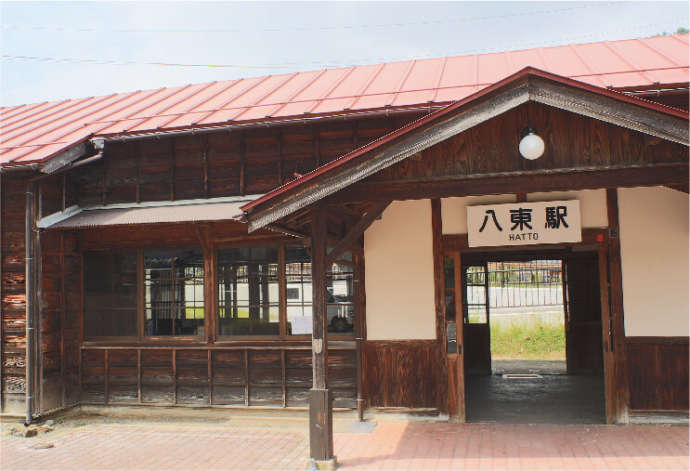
[440, 54, 479, 88]
[642, 35, 688, 66]
[1, 34, 688, 167]
[47, 200, 252, 229]
[644, 67, 690, 85]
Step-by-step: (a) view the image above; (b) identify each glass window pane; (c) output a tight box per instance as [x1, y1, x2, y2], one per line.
[84, 251, 138, 337]
[444, 256, 456, 321]
[218, 247, 279, 336]
[144, 249, 204, 336]
[465, 265, 488, 324]
[327, 259, 354, 334]
[286, 245, 313, 335]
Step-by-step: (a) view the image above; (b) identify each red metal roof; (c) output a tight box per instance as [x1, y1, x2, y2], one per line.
[240, 66, 690, 215]
[1, 34, 688, 167]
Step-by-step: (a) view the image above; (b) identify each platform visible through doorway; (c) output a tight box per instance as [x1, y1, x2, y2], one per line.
[466, 359, 605, 424]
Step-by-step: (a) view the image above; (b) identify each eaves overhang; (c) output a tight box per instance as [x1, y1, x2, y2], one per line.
[241, 66, 690, 233]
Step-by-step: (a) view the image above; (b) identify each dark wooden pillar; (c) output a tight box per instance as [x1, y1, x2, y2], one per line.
[309, 206, 335, 464]
[606, 188, 630, 423]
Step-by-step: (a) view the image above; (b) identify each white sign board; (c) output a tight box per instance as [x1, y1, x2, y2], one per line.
[467, 200, 581, 247]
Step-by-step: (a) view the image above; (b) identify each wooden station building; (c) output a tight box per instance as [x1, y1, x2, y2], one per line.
[1, 34, 688, 465]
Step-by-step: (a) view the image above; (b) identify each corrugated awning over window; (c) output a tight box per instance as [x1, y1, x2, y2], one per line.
[38, 197, 257, 229]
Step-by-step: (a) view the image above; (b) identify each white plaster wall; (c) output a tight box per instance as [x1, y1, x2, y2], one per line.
[619, 187, 689, 337]
[364, 200, 436, 340]
[442, 194, 516, 234]
[527, 190, 608, 228]
[441, 190, 607, 234]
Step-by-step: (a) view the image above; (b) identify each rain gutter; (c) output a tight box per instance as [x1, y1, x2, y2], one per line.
[100, 105, 444, 143]
[24, 181, 36, 425]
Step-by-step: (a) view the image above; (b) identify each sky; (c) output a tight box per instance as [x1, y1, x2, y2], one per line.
[1, 1, 688, 107]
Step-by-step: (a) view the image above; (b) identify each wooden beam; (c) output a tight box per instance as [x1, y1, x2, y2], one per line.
[667, 183, 689, 193]
[324, 201, 390, 267]
[328, 164, 690, 203]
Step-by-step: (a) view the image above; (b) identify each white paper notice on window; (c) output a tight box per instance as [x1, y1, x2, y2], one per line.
[291, 316, 313, 335]
[467, 200, 582, 248]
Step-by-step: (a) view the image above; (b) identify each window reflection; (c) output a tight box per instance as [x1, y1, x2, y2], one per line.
[144, 249, 205, 336]
[218, 247, 279, 336]
[84, 251, 138, 337]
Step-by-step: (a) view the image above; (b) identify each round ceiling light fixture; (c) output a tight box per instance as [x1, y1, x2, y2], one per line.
[519, 127, 545, 160]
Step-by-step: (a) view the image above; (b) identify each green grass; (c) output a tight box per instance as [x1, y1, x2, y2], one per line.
[491, 321, 565, 360]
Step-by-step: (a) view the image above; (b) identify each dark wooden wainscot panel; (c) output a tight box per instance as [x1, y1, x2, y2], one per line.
[626, 337, 689, 411]
[362, 340, 445, 409]
[80, 345, 356, 409]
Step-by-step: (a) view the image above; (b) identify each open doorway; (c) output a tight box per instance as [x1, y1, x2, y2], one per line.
[461, 251, 605, 424]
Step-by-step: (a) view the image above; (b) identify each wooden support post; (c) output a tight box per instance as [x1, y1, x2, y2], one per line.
[172, 349, 177, 405]
[354, 252, 366, 421]
[60, 232, 66, 406]
[104, 349, 109, 405]
[281, 349, 287, 408]
[279, 245, 287, 337]
[244, 349, 249, 406]
[208, 350, 213, 405]
[606, 188, 629, 423]
[137, 349, 142, 403]
[448, 251, 466, 422]
[431, 198, 452, 416]
[309, 206, 335, 465]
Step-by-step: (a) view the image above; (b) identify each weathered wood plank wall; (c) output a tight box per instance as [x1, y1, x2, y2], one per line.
[1, 174, 29, 413]
[1, 113, 424, 414]
[361, 340, 446, 410]
[626, 337, 689, 411]
[370, 103, 687, 184]
[80, 346, 356, 408]
[71, 115, 421, 207]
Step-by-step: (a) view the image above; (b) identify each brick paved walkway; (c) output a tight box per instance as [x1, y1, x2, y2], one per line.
[2, 419, 688, 470]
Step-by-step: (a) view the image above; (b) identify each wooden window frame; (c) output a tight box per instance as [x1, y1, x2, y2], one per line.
[82, 240, 360, 345]
[82, 246, 208, 344]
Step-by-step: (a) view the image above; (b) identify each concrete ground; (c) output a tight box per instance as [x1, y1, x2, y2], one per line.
[1, 409, 688, 471]
[468, 359, 604, 424]
[466, 374, 605, 424]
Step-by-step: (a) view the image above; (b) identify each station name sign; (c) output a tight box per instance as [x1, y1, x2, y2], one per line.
[467, 200, 582, 248]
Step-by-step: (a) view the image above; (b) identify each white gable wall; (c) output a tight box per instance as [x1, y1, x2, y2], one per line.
[364, 200, 436, 340]
[619, 186, 689, 337]
[441, 189, 607, 234]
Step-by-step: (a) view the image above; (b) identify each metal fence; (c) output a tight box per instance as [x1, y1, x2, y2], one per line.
[467, 260, 564, 309]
